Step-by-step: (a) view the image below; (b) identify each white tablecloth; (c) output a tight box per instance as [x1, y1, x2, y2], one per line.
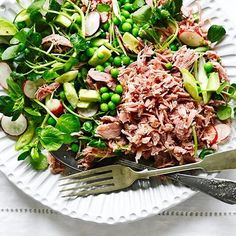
[1, 1, 236, 235]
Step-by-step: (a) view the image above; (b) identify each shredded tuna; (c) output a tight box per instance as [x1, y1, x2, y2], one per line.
[47, 154, 65, 174]
[96, 122, 121, 140]
[35, 82, 60, 101]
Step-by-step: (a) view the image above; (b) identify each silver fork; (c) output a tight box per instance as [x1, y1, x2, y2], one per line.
[60, 149, 236, 198]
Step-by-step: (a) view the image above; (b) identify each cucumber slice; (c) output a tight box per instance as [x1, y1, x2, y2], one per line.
[207, 72, 220, 91]
[79, 89, 100, 102]
[0, 18, 18, 36]
[55, 71, 78, 83]
[77, 103, 98, 117]
[55, 14, 72, 28]
[63, 82, 79, 108]
[122, 32, 140, 54]
[88, 46, 111, 66]
[181, 68, 201, 101]
[77, 101, 91, 109]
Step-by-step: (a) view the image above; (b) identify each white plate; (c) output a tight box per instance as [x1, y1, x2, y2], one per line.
[0, 0, 236, 225]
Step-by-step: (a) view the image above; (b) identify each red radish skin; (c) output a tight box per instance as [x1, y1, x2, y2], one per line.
[215, 124, 231, 144]
[46, 99, 64, 116]
[23, 80, 38, 99]
[1, 114, 27, 136]
[100, 12, 108, 23]
[85, 11, 100, 36]
[204, 125, 218, 146]
[179, 30, 206, 47]
[0, 62, 12, 89]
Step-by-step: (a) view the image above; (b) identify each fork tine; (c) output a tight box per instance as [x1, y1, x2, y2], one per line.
[60, 179, 114, 193]
[60, 165, 119, 180]
[61, 185, 118, 198]
[59, 172, 113, 187]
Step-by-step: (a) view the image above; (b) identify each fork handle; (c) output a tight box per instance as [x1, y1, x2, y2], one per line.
[172, 174, 236, 204]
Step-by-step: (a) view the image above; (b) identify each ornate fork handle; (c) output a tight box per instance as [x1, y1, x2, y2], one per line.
[117, 159, 236, 205]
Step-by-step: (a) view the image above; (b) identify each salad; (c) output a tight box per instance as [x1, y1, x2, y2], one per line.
[0, 0, 235, 173]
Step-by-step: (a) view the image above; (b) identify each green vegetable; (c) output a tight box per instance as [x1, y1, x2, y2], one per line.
[111, 68, 119, 78]
[56, 114, 80, 144]
[59, 91, 66, 101]
[100, 103, 109, 112]
[102, 22, 110, 31]
[86, 47, 96, 57]
[97, 3, 111, 12]
[115, 84, 123, 94]
[1, 45, 20, 60]
[82, 121, 93, 132]
[24, 107, 41, 117]
[111, 94, 121, 104]
[131, 0, 145, 11]
[122, 55, 131, 65]
[64, 82, 79, 108]
[71, 143, 79, 152]
[30, 153, 48, 171]
[199, 148, 215, 159]
[77, 101, 91, 108]
[170, 43, 178, 51]
[206, 72, 220, 92]
[88, 45, 111, 66]
[113, 56, 122, 66]
[38, 126, 64, 151]
[55, 13, 72, 28]
[100, 87, 109, 94]
[108, 101, 116, 110]
[132, 27, 139, 37]
[181, 68, 201, 101]
[47, 117, 57, 126]
[121, 10, 130, 18]
[217, 105, 232, 121]
[55, 71, 78, 83]
[15, 120, 35, 151]
[96, 65, 104, 72]
[79, 89, 100, 102]
[113, 16, 120, 25]
[204, 62, 214, 73]
[101, 93, 110, 102]
[124, 3, 133, 11]
[207, 25, 226, 43]
[0, 18, 18, 36]
[14, 9, 31, 26]
[70, 34, 89, 53]
[122, 22, 132, 32]
[122, 32, 140, 53]
[165, 62, 173, 70]
[132, 5, 152, 24]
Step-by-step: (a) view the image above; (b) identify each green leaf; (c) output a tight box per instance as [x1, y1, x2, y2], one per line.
[207, 25, 226, 43]
[7, 79, 23, 99]
[132, 5, 152, 25]
[199, 148, 215, 159]
[27, 0, 46, 14]
[1, 45, 20, 60]
[46, 0, 61, 21]
[217, 105, 232, 120]
[70, 34, 89, 52]
[42, 69, 59, 81]
[38, 126, 64, 151]
[88, 138, 107, 149]
[56, 114, 80, 144]
[216, 81, 230, 94]
[24, 107, 41, 117]
[97, 4, 111, 12]
[30, 152, 48, 171]
[132, 0, 145, 11]
[0, 96, 15, 117]
[18, 150, 30, 161]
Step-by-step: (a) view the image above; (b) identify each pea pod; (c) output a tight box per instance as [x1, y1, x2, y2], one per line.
[15, 120, 35, 151]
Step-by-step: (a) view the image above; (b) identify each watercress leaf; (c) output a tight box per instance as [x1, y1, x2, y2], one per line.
[42, 69, 59, 81]
[7, 79, 23, 99]
[27, 0, 46, 14]
[1, 45, 20, 60]
[88, 138, 107, 149]
[131, 0, 145, 11]
[13, 28, 33, 44]
[70, 34, 89, 52]
[217, 105, 232, 120]
[207, 25, 226, 43]
[132, 5, 152, 25]
[46, 0, 61, 21]
[56, 114, 80, 144]
[228, 83, 236, 99]
[97, 3, 111, 12]
[30, 152, 48, 170]
[38, 126, 64, 151]
[216, 81, 230, 94]
[18, 150, 30, 160]
[0, 96, 14, 116]
[24, 107, 41, 117]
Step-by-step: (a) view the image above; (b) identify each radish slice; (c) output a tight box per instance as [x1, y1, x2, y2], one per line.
[1, 114, 27, 136]
[100, 12, 108, 23]
[0, 62, 12, 89]
[46, 98, 64, 116]
[179, 30, 206, 47]
[204, 125, 218, 145]
[85, 11, 100, 36]
[77, 103, 98, 117]
[215, 124, 231, 144]
[23, 80, 38, 99]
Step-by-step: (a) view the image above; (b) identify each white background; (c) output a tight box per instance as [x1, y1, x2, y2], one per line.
[1, 0, 236, 235]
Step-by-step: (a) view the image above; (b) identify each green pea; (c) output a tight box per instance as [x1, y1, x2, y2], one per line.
[115, 84, 123, 94]
[16, 21, 26, 29]
[110, 68, 119, 78]
[100, 31, 107, 38]
[126, 18, 133, 24]
[24, 48, 30, 55]
[96, 65, 104, 72]
[121, 10, 130, 18]
[31, 32, 42, 47]
[97, 51, 105, 59]
[113, 56, 122, 66]
[130, 59, 134, 64]
[18, 42, 26, 51]
[124, 0, 130, 3]
[122, 56, 131, 65]
[113, 16, 120, 25]
[122, 22, 132, 32]
[100, 87, 109, 94]
[71, 143, 79, 152]
[101, 92, 110, 102]
[100, 103, 109, 112]
[102, 22, 110, 31]
[165, 62, 173, 70]
[86, 48, 96, 57]
[123, 3, 133, 11]
[104, 62, 111, 68]
[47, 117, 57, 126]
[80, 67, 88, 78]
[170, 43, 178, 51]
[111, 94, 121, 104]
[59, 91, 66, 101]
[108, 101, 116, 111]
[132, 27, 139, 37]
[204, 62, 214, 73]
[121, 16, 126, 23]
[109, 92, 114, 98]
[79, 53, 88, 62]
[82, 121, 93, 132]
[108, 56, 114, 63]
